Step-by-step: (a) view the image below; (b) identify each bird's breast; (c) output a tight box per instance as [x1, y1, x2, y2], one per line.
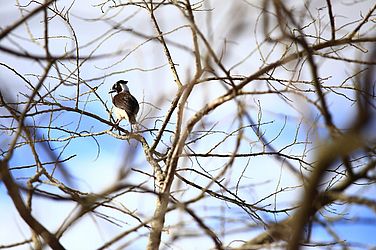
[113, 106, 129, 121]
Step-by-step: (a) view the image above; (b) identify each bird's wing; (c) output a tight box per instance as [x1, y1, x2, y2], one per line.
[113, 92, 139, 116]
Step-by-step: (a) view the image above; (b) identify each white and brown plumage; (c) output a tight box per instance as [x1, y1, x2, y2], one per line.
[109, 80, 139, 125]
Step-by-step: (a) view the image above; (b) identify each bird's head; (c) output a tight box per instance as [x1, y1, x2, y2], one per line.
[109, 80, 129, 94]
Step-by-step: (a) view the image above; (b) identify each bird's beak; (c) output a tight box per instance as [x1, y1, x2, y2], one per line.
[108, 89, 116, 94]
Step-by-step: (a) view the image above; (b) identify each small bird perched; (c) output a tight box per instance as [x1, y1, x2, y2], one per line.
[109, 80, 139, 128]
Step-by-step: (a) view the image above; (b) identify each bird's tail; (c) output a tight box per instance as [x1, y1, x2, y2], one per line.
[129, 115, 137, 124]
[129, 116, 140, 132]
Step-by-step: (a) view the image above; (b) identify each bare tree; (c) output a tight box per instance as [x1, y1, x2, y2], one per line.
[0, 0, 375, 249]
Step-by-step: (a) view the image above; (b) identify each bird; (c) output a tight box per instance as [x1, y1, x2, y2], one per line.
[109, 80, 139, 128]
